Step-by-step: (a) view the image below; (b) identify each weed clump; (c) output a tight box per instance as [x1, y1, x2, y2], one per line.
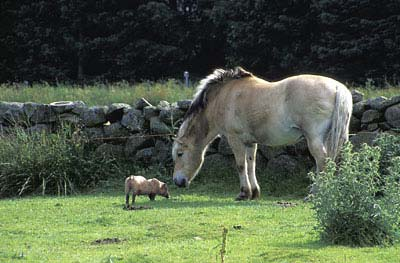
[0, 126, 120, 197]
[311, 140, 400, 246]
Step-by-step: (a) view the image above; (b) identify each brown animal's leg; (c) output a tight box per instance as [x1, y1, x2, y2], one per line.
[131, 194, 136, 204]
[148, 194, 156, 201]
[227, 136, 252, 201]
[125, 194, 130, 208]
[246, 143, 260, 200]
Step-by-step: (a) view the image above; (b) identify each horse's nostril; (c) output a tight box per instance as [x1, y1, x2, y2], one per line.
[174, 175, 187, 188]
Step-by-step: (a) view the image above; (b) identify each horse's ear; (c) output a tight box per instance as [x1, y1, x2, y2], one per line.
[234, 67, 252, 78]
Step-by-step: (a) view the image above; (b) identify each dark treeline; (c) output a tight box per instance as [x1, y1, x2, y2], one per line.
[1, 0, 399, 84]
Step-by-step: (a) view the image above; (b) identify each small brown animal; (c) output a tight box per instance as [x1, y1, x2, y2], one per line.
[125, 175, 170, 208]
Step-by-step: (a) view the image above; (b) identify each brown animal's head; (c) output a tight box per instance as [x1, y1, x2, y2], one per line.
[160, 183, 170, 198]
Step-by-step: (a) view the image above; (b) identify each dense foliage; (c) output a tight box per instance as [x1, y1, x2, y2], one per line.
[1, 1, 400, 84]
[311, 139, 400, 246]
[0, 126, 136, 197]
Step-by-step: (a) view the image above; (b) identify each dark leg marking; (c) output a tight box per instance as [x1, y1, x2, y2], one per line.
[236, 186, 251, 201]
[125, 194, 130, 208]
[148, 194, 156, 201]
[251, 187, 260, 200]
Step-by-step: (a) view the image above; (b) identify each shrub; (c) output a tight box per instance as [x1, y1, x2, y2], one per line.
[0, 126, 123, 197]
[374, 133, 400, 177]
[311, 142, 400, 246]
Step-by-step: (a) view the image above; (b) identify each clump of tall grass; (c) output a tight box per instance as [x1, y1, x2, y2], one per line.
[0, 126, 121, 197]
[311, 139, 400, 247]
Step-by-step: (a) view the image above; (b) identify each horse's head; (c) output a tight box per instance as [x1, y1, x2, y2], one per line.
[172, 137, 205, 188]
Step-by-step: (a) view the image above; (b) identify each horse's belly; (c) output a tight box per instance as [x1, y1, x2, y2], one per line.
[255, 125, 303, 146]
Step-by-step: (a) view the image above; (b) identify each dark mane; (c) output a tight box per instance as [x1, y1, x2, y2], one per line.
[183, 67, 252, 120]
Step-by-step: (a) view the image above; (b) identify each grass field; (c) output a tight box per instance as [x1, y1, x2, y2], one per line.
[0, 81, 399, 106]
[1, 177, 399, 263]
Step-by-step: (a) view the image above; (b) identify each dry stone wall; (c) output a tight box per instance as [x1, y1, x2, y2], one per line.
[0, 91, 399, 174]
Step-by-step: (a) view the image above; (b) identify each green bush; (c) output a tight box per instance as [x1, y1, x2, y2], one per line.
[311, 142, 400, 246]
[0, 126, 124, 197]
[374, 133, 400, 177]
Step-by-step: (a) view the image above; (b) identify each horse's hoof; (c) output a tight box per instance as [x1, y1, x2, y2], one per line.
[235, 192, 250, 201]
[251, 188, 260, 200]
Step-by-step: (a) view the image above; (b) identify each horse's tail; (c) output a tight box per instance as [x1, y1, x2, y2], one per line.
[325, 85, 353, 161]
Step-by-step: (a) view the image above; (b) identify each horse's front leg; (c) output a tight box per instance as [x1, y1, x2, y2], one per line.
[246, 143, 260, 199]
[227, 136, 252, 200]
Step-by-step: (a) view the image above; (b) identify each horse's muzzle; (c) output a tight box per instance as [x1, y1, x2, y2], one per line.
[173, 172, 188, 188]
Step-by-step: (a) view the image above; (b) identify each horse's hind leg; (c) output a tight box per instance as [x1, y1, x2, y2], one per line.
[227, 136, 252, 200]
[246, 143, 260, 199]
[305, 134, 328, 195]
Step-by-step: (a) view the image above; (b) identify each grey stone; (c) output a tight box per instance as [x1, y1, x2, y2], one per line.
[352, 100, 368, 118]
[124, 135, 153, 157]
[104, 122, 130, 138]
[24, 102, 57, 124]
[0, 102, 26, 124]
[266, 154, 308, 179]
[135, 147, 155, 164]
[49, 101, 86, 114]
[80, 106, 108, 127]
[121, 109, 144, 132]
[379, 95, 400, 111]
[367, 123, 379, 131]
[286, 138, 309, 156]
[135, 98, 152, 110]
[82, 127, 105, 142]
[378, 122, 392, 131]
[351, 89, 364, 104]
[258, 144, 287, 160]
[70, 102, 88, 115]
[143, 106, 159, 120]
[25, 124, 52, 134]
[152, 140, 172, 164]
[58, 113, 81, 125]
[177, 100, 192, 110]
[361, 109, 382, 123]
[95, 143, 125, 157]
[157, 100, 170, 110]
[385, 104, 400, 128]
[150, 116, 171, 134]
[159, 107, 185, 124]
[218, 136, 233, 156]
[200, 154, 236, 175]
[106, 103, 132, 123]
[349, 116, 361, 133]
[349, 131, 378, 150]
[366, 96, 387, 111]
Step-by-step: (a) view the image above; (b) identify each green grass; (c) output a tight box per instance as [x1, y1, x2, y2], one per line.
[0, 80, 195, 106]
[1, 177, 399, 263]
[354, 87, 400, 99]
[0, 81, 398, 106]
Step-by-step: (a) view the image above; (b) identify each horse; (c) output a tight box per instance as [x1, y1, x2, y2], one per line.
[172, 67, 352, 200]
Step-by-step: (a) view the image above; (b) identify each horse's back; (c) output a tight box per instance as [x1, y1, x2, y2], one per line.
[216, 74, 350, 146]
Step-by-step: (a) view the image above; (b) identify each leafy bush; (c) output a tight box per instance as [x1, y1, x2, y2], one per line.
[0, 126, 125, 197]
[374, 133, 400, 177]
[311, 142, 400, 246]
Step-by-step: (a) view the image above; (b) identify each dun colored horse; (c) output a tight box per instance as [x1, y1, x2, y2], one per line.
[172, 67, 352, 200]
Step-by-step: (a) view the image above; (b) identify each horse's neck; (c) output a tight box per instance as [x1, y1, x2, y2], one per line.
[187, 110, 218, 147]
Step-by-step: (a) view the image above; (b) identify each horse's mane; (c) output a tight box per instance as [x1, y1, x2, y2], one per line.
[184, 67, 252, 121]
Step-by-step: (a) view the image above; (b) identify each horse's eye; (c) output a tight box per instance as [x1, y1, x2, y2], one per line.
[177, 152, 183, 157]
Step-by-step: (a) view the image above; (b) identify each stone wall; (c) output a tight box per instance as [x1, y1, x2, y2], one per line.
[0, 91, 399, 175]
